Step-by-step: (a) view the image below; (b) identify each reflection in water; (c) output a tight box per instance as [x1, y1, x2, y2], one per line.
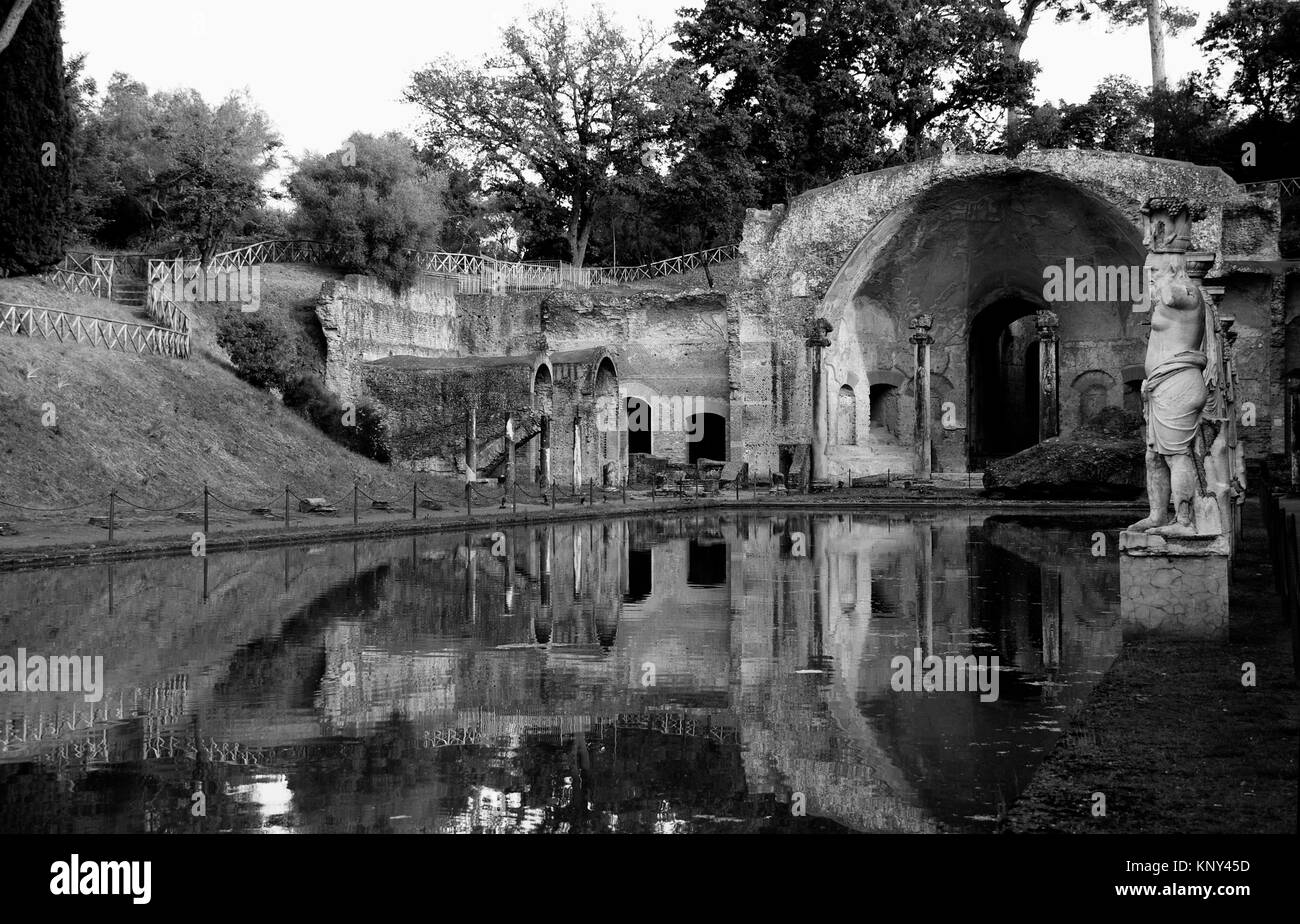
[0, 511, 1124, 833]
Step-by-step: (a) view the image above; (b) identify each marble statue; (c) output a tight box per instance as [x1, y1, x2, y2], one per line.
[1128, 198, 1227, 539]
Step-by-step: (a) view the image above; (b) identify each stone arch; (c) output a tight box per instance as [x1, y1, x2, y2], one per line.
[802, 159, 1197, 476]
[1071, 369, 1118, 426]
[593, 356, 621, 486]
[836, 384, 857, 445]
[1120, 363, 1146, 416]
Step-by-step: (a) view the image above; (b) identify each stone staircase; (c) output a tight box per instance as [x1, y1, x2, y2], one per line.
[112, 278, 148, 307]
[477, 416, 542, 477]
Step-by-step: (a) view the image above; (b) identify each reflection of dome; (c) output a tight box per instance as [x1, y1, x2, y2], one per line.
[534, 608, 553, 645]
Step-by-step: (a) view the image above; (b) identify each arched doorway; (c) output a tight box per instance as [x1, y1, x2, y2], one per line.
[836, 385, 857, 445]
[593, 358, 619, 486]
[626, 396, 652, 455]
[532, 363, 553, 486]
[969, 296, 1046, 469]
[688, 412, 727, 463]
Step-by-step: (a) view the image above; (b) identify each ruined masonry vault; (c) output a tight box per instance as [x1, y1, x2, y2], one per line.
[317, 148, 1291, 487]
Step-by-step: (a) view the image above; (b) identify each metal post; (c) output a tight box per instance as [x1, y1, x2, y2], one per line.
[550, 488, 556, 511]
[284, 486, 289, 528]
[513, 483, 518, 514]
[353, 482, 358, 526]
[589, 482, 593, 506]
[108, 491, 115, 543]
[466, 483, 472, 518]
[203, 483, 209, 537]
[412, 480, 418, 519]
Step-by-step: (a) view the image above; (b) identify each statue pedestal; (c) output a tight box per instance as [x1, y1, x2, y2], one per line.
[1119, 531, 1229, 639]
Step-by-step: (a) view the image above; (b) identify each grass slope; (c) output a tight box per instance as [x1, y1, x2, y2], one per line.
[0, 271, 462, 515]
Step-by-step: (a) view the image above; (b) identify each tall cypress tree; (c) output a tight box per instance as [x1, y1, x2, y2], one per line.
[0, 0, 71, 276]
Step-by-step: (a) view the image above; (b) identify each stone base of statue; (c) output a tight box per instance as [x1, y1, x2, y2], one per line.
[1118, 530, 1229, 639]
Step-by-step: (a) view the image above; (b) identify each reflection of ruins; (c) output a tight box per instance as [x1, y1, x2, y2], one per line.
[0, 513, 1123, 833]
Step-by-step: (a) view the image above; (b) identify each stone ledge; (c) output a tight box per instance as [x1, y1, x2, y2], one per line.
[1119, 529, 1230, 557]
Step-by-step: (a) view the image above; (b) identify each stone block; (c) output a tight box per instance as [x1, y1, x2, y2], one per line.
[1119, 553, 1229, 639]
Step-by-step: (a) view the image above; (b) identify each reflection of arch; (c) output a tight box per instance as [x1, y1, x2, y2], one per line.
[624, 548, 651, 603]
[837, 385, 857, 445]
[1071, 369, 1117, 425]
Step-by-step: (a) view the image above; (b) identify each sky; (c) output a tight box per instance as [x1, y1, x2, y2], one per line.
[60, 0, 1234, 167]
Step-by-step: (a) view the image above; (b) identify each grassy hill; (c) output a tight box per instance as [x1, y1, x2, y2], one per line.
[0, 268, 462, 515]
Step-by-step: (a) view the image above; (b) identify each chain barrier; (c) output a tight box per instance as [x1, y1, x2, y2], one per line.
[113, 494, 200, 513]
[1, 474, 660, 544]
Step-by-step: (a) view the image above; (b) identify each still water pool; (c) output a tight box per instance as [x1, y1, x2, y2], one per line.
[0, 510, 1127, 833]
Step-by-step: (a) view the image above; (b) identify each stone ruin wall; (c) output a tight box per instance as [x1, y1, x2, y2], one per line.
[735, 149, 1283, 478]
[309, 149, 1285, 481]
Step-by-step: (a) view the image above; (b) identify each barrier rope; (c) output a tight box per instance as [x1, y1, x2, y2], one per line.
[0, 475, 638, 529]
[0, 496, 99, 512]
[355, 485, 393, 505]
[113, 493, 199, 513]
[207, 490, 283, 513]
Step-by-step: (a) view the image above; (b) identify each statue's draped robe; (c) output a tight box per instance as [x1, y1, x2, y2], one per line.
[1143, 289, 1222, 457]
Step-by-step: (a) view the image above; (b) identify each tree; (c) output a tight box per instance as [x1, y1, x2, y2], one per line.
[0, 0, 71, 275]
[1200, 0, 1300, 124]
[996, 0, 1196, 143]
[288, 131, 447, 290]
[0, 0, 32, 55]
[406, 5, 679, 267]
[64, 77, 280, 255]
[154, 90, 280, 262]
[675, 0, 1037, 205]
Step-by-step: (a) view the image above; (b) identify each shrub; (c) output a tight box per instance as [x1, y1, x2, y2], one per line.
[215, 310, 290, 390]
[283, 373, 390, 463]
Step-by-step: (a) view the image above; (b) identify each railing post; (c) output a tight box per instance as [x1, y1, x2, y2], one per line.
[353, 482, 358, 526]
[284, 486, 289, 528]
[513, 482, 517, 514]
[466, 483, 472, 518]
[203, 483, 209, 537]
[108, 491, 115, 543]
[413, 480, 418, 519]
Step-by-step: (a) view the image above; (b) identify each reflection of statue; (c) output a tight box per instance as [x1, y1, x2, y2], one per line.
[1128, 199, 1221, 538]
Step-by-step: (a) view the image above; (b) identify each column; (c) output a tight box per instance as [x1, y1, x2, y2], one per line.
[1036, 309, 1059, 442]
[505, 414, 516, 500]
[464, 407, 478, 478]
[572, 416, 583, 489]
[539, 415, 551, 489]
[804, 317, 833, 486]
[909, 314, 934, 478]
